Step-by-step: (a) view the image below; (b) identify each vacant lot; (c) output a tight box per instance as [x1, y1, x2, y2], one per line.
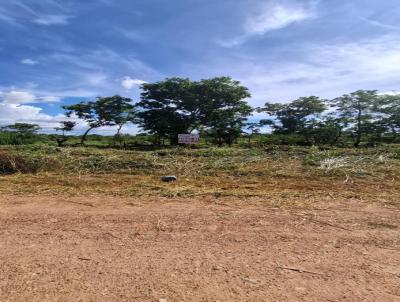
[0, 146, 399, 301]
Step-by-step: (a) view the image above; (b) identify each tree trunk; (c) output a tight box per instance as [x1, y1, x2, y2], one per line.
[170, 134, 179, 146]
[56, 136, 68, 147]
[354, 108, 362, 148]
[389, 126, 398, 143]
[56, 138, 64, 147]
[114, 124, 124, 147]
[81, 127, 94, 145]
[331, 127, 342, 146]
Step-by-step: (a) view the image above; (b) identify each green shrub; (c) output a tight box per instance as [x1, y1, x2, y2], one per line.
[0, 132, 24, 145]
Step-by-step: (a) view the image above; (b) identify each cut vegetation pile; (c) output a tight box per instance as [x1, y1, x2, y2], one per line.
[0, 145, 399, 204]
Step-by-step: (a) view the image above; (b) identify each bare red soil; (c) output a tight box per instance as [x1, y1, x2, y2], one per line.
[0, 196, 399, 301]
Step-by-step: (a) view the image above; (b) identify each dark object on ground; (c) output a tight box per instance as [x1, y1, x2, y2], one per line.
[161, 175, 177, 182]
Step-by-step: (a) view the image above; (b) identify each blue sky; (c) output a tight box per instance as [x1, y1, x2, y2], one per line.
[1, 0, 400, 133]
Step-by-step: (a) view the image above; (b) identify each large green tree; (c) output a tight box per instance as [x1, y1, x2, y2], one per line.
[195, 77, 252, 145]
[63, 95, 135, 145]
[301, 115, 346, 146]
[330, 90, 381, 147]
[0, 123, 41, 144]
[259, 96, 326, 134]
[1, 123, 41, 135]
[137, 78, 194, 144]
[375, 94, 400, 142]
[137, 77, 251, 145]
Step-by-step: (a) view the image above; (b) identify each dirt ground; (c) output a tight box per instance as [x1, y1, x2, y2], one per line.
[0, 195, 399, 302]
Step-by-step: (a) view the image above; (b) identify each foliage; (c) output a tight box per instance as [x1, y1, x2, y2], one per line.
[55, 121, 77, 147]
[330, 90, 381, 147]
[1, 81, 400, 148]
[0, 123, 41, 144]
[63, 95, 135, 145]
[0, 131, 24, 145]
[259, 96, 326, 134]
[1, 123, 41, 135]
[375, 94, 400, 141]
[301, 116, 344, 146]
[137, 77, 251, 145]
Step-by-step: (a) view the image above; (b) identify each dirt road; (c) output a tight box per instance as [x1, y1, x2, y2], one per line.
[0, 196, 399, 301]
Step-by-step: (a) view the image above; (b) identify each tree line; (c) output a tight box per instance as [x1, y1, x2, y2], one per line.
[1, 77, 400, 147]
[259, 90, 400, 147]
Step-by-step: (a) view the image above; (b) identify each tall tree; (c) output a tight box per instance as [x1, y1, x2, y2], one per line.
[0, 123, 41, 144]
[55, 121, 76, 147]
[245, 122, 261, 143]
[375, 94, 400, 142]
[137, 78, 194, 144]
[302, 115, 345, 146]
[101, 96, 137, 138]
[330, 90, 380, 147]
[259, 96, 326, 134]
[137, 77, 251, 145]
[63, 95, 134, 145]
[195, 77, 252, 145]
[2, 123, 40, 135]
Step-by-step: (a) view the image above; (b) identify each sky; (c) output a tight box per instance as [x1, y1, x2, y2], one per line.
[1, 0, 400, 134]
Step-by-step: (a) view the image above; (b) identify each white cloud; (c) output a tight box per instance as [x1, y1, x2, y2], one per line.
[0, 89, 66, 131]
[245, 3, 314, 35]
[43, 48, 160, 97]
[121, 76, 146, 90]
[21, 58, 38, 65]
[197, 34, 400, 106]
[219, 1, 317, 47]
[379, 91, 400, 96]
[0, 1, 72, 26]
[360, 17, 400, 31]
[39, 95, 60, 103]
[241, 35, 400, 104]
[1, 90, 60, 104]
[81, 73, 108, 86]
[0, 108, 141, 135]
[33, 15, 71, 25]
[0, 102, 66, 130]
[2, 91, 36, 104]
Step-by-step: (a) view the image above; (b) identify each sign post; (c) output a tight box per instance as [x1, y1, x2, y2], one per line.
[178, 134, 200, 145]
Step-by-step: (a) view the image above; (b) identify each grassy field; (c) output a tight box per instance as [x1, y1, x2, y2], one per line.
[1, 144, 399, 206]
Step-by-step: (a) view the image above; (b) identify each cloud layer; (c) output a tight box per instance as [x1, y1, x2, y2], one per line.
[245, 3, 315, 35]
[1, 0, 400, 133]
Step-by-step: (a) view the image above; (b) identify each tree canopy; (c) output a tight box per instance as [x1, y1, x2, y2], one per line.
[330, 90, 380, 147]
[55, 121, 76, 147]
[59, 79, 400, 148]
[1, 123, 41, 135]
[259, 96, 326, 134]
[63, 95, 134, 144]
[137, 77, 251, 144]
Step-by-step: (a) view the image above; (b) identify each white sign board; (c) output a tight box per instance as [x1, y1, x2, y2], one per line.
[178, 134, 200, 144]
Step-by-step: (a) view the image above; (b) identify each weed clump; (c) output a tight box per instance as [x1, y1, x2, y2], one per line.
[0, 151, 60, 174]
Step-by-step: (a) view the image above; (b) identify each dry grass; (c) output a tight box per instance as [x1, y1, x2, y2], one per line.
[0, 145, 399, 207]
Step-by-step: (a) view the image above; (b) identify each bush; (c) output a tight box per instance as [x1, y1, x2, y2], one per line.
[0, 132, 24, 145]
[0, 151, 60, 174]
[0, 152, 23, 173]
[264, 134, 310, 146]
